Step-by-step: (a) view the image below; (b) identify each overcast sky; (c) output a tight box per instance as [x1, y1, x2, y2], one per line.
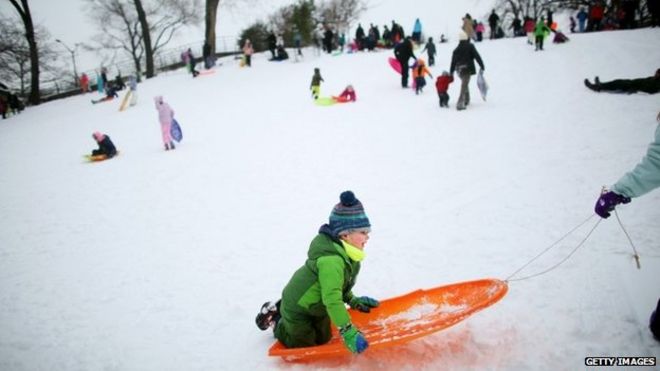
[2, 0, 490, 74]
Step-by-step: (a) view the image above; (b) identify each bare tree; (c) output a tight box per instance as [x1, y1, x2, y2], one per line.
[205, 0, 255, 55]
[0, 16, 66, 97]
[133, 0, 154, 78]
[317, 0, 367, 33]
[85, 0, 145, 79]
[85, 0, 200, 79]
[205, 0, 220, 55]
[7, 0, 40, 105]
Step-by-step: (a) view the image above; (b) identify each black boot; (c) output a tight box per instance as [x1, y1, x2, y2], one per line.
[584, 79, 600, 92]
[169, 141, 175, 150]
[255, 300, 281, 331]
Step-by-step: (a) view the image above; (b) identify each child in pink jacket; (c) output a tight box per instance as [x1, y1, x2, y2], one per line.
[154, 95, 175, 150]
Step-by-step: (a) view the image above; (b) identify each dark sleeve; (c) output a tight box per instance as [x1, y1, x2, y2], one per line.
[450, 52, 456, 75]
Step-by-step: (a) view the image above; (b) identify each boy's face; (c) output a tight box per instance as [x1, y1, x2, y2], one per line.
[342, 230, 370, 250]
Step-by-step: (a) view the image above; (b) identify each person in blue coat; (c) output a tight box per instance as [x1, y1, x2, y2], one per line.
[595, 111, 660, 218]
[411, 18, 422, 43]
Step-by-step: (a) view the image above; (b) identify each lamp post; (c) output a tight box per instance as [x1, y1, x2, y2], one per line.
[55, 39, 80, 88]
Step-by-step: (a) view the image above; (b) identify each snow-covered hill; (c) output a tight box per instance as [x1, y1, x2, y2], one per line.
[1, 27, 659, 371]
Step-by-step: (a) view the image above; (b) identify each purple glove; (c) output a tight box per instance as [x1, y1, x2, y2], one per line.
[594, 191, 631, 218]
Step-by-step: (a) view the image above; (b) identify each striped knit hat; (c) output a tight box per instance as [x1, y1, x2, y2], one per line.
[328, 191, 371, 237]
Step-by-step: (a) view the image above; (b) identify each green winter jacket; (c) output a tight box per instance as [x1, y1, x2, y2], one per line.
[279, 231, 360, 329]
[534, 21, 550, 37]
[612, 124, 660, 198]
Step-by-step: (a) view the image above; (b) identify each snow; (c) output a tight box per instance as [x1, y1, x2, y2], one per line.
[1, 27, 660, 371]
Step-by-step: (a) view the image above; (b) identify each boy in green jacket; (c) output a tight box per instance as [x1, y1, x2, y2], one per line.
[256, 190, 378, 354]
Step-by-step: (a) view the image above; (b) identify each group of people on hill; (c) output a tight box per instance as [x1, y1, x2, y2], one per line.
[571, 0, 660, 33]
[256, 12, 660, 355]
[391, 14, 484, 112]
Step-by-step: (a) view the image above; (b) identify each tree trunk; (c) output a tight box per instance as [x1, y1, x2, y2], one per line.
[133, 0, 154, 78]
[10, 0, 40, 105]
[206, 0, 220, 55]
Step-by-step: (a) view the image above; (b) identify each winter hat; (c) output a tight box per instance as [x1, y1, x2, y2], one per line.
[442, 70, 450, 76]
[328, 191, 371, 237]
[459, 31, 469, 41]
[154, 95, 163, 104]
[92, 131, 104, 141]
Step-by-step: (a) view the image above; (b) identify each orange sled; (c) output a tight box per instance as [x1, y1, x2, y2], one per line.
[268, 278, 508, 362]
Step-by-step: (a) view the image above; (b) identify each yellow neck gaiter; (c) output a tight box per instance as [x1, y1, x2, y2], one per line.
[342, 240, 365, 262]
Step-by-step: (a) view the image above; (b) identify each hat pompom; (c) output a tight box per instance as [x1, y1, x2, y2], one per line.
[340, 191, 358, 206]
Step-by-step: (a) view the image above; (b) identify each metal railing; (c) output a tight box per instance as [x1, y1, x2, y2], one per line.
[38, 35, 241, 100]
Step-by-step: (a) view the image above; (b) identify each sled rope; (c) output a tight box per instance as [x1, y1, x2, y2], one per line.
[614, 209, 641, 269]
[505, 214, 601, 282]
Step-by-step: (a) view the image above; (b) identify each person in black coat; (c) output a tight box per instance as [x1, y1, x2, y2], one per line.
[584, 69, 660, 94]
[449, 31, 485, 111]
[394, 37, 416, 88]
[91, 132, 117, 158]
[267, 32, 277, 59]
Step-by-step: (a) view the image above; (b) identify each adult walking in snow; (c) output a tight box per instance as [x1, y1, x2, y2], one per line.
[394, 36, 416, 88]
[449, 31, 485, 111]
[255, 190, 378, 355]
[154, 96, 176, 151]
[462, 14, 475, 40]
[584, 69, 660, 94]
[412, 18, 422, 43]
[488, 10, 500, 40]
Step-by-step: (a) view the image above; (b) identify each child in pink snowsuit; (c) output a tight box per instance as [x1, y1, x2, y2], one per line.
[154, 95, 175, 150]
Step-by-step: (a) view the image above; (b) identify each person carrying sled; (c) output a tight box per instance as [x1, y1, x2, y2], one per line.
[310, 68, 324, 100]
[256, 190, 378, 355]
[449, 31, 485, 111]
[412, 58, 433, 95]
[91, 132, 117, 158]
[154, 96, 176, 151]
[393, 36, 416, 88]
[435, 71, 454, 108]
[584, 69, 660, 94]
[593, 111, 660, 342]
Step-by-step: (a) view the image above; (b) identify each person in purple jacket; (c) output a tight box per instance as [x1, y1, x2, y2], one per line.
[154, 95, 175, 151]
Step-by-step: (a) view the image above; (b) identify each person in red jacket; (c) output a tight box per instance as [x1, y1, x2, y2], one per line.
[333, 85, 357, 102]
[435, 71, 454, 108]
[588, 1, 605, 31]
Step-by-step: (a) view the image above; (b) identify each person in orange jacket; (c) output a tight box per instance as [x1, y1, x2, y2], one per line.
[435, 71, 454, 108]
[412, 58, 433, 95]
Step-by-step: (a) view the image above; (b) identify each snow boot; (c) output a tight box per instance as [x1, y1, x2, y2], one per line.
[169, 141, 175, 150]
[256, 300, 281, 331]
[584, 79, 600, 92]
